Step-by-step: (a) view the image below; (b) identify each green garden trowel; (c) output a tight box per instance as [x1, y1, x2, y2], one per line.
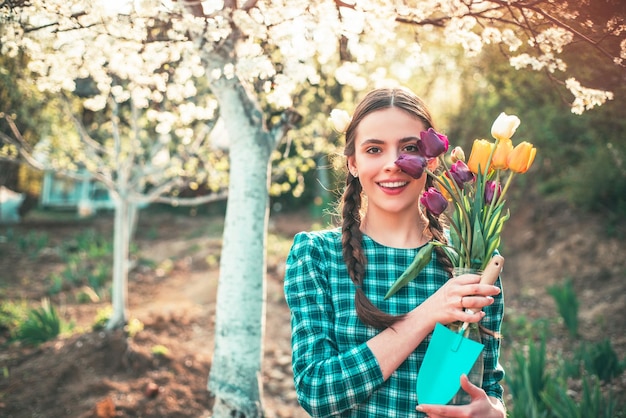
[416, 255, 504, 405]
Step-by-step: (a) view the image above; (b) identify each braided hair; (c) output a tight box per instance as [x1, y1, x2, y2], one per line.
[340, 88, 453, 330]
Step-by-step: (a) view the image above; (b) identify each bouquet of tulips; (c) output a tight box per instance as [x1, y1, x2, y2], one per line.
[385, 113, 536, 298]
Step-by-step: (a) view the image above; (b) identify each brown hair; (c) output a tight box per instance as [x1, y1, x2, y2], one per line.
[341, 88, 453, 329]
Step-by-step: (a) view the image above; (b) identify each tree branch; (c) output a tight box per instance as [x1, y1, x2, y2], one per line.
[269, 108, 302, 151]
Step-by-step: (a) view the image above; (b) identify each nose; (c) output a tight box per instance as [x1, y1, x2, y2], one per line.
[383, 150, 402, 172]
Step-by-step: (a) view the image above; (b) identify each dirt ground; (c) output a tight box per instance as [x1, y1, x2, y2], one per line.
[0, 200, 625, 418]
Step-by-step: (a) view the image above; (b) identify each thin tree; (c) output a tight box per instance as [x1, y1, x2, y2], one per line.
[0, 3, 229, 329]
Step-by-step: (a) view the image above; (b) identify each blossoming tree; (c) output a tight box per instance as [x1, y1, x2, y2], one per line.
[1, 0, 624, 417]
[0, 2, 230, 332]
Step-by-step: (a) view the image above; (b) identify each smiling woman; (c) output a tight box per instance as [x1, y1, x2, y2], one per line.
[283, 87, 506, 418]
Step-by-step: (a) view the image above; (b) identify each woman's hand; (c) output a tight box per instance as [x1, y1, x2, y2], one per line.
[419, 272, 501, 328]
[416, 375, 506, 418]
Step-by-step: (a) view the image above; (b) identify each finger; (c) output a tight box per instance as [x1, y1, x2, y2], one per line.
[463, 283, 502, 297]
[461, 295, 495, 310]
[460, 374, 487, 400]
[416, 404, 456, 417]
[459, 309, 485, 323]
[451, 273, 481, 284]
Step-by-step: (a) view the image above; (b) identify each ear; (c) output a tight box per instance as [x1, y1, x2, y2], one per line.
[347, 156, 358, 177]
[427, 157, 439, 171]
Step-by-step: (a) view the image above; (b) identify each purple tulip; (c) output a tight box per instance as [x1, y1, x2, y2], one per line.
[485, 180, 502, 204]
[449, 160, 475, 187]
[418, 128, 449, 158]
[420, 187, 448, 215]
[395, 154, 427, 179]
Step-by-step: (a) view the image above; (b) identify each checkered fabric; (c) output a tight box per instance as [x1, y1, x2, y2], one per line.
[284, 228, 505, 417]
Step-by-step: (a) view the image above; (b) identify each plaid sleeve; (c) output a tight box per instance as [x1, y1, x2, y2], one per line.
[284, 232, 384, 417]
[480, 274, 505, 401]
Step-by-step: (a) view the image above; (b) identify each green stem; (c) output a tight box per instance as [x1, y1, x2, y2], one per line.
[426, 157, 473, 266]
[495, 172, 516, 207]
[483, 170, 501, 225]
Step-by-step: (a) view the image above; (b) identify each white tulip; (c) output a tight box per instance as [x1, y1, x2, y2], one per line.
[329, 109, 352, 133]
[491, 112, 520, 141]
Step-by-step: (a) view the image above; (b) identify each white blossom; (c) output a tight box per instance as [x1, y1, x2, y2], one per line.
[565, 78, 614, 114]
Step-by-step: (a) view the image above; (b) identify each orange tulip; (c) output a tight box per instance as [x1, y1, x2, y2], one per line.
[437, 173, 454, 201]
[467, 139, 494, 174]
[492, 138, 513, 170]
[507, 141, 536, 173]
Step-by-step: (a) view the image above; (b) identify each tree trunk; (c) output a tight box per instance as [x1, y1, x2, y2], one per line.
[207, 81, 272, 417]
[106, 198, 136, 330]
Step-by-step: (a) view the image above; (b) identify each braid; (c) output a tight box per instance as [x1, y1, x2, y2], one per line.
[341, 175, 405, 329]
[341, 175, 366, 288]
[338, 88, 447, 330]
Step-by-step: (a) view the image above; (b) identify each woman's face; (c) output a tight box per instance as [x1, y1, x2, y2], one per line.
[347, 107, 434, 217]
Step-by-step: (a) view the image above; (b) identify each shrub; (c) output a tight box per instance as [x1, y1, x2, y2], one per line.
[16, 299, 61, 346]
[506, 334, 550, 417]
[0, 300, 29, 340]
[542, 376, 618, 418]
[547, 279, 579, 337]
[576, 339, 624, 382]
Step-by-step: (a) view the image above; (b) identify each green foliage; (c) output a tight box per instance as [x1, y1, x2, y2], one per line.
[547, 279, 579, 337]
[448, 44, 626, 221]
[45, 228, 114, 296]
[125, 317, 144, 338]
[501, 310, 550, 341]
[92, 306, 112, 331]
[570, 340, 625, 383]
[16, 231, 49, 256]
[151, 344, 170, 357]
[541, 376, 618, 418]
[507, 335, 550, 417]
[0, 299, 29, 340]
[507, 334, 623, 418]
[16, 299, 62, 346]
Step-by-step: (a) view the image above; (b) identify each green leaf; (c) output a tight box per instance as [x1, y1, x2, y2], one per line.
[385, 242, 434, 299]
[484, 203, 504, 238]
[470, 212, 486, 264]
[441, 245, 460, 267]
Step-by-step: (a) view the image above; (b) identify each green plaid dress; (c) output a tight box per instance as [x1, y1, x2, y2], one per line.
[284, 228, 505, 417]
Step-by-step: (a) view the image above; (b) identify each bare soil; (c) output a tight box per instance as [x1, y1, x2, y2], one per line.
[0, 202, 624, 417]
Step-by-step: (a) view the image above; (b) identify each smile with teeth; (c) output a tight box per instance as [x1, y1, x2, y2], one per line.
[378, 181, 409, 188]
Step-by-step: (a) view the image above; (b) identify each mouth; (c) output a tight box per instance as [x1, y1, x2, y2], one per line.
[378, 181, 409, 189]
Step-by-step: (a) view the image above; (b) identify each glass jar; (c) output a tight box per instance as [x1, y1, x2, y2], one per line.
[448, 267, 484, 405]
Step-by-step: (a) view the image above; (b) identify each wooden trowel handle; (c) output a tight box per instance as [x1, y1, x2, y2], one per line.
[467, 255, 504, 316]
[480, 255, 504, 286]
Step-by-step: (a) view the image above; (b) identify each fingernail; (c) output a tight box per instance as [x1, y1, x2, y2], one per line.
[416, 405, 424, 412]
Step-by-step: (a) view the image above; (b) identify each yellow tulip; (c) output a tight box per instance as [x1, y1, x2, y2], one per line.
[491, 112, 520, 141]
[492, 138, 513, 170]
[467, 139, 494, 174]
[507, 141, 537, 173]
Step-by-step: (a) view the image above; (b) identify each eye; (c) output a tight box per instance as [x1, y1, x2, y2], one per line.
[366, 146, 382, 154]
[402, 143, 419, 153]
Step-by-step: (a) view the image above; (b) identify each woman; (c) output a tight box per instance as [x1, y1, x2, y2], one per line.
[284, 87, 506, 417]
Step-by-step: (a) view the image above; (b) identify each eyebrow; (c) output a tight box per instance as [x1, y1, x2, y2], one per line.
[359, 136, 420, 146]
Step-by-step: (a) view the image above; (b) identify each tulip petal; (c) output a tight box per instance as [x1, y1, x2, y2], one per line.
[395, 154, 427, 178]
